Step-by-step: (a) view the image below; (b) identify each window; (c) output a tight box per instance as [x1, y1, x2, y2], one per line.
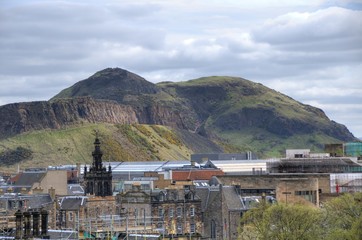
[177, 222, 183, 234]
[295, 190, 317, 204]
[190, 207, 195, 217]
[159, 192, 165, 201]
[169, 208, 174, 218]
[177, 207, 182, 217]
[211, 220, 216, 239]
[190, 223, 196, 233]
[158, 208, 164, 217]
[134, 208, 138, 225]
[69, 212, 73, 221]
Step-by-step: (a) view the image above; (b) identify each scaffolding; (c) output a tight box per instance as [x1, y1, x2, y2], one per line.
[77, 214, 158, 239]
[0, 209, 15, 238]
[330, 173, 362, 193]
[267, 157, 362, 174]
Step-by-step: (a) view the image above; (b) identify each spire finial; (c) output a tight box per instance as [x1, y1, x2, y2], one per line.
[93, 130, 100, 145]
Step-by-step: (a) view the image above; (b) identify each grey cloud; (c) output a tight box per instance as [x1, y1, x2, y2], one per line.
[252, 7, 362, 46]
[0, 1, 361, 136]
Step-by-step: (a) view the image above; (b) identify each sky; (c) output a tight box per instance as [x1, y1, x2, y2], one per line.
[0, 0, 361, 137]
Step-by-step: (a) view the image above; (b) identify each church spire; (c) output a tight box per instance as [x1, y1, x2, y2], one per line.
[92, 131, 103, 171]
[84, 131, 113, 197]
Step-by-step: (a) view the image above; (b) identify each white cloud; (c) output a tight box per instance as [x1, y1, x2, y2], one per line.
[0, 0, 361, 137]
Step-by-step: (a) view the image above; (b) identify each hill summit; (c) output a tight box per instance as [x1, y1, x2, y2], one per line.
[0, 68, 357, 168]
[52, 68, 355, 142]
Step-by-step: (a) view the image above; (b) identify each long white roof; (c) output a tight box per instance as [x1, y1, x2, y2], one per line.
[207, 160, 268, 173]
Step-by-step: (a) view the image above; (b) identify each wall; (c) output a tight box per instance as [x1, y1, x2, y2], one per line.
[33, 170, 68, 196]
[215, 174, 332, 206]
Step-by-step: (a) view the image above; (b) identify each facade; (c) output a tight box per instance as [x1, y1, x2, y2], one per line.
[57, 196, 87, 230]
[151, 186, 203, 238]
[116, 184, 153, 237]
[10, 169, 67, 195]
[211, 174, 328, 206]
[268, 157, 362, 173]
[345, 142, 362, 158]
[0, 193, 54, 239]
[83, 137, 112, 197]
[191, 152, 257, 163]
[205, 160, 267, 175]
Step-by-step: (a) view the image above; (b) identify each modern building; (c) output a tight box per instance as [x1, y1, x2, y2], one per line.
[205, 160, 267, 175]
[191, 152, 257, 163]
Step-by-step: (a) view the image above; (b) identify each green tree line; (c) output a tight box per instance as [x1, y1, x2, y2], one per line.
[239, 193, 362, 240]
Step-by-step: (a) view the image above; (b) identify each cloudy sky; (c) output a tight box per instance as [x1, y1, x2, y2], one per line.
[1, 0, 361, 137]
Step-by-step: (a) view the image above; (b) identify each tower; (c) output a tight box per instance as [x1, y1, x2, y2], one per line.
[83, 134, 112, 196]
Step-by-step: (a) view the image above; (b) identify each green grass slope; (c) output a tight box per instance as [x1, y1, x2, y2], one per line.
[159, 76, 355, 157]
[0, 123, 201, 172]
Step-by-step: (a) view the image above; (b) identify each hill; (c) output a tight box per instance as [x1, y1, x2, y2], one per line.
[0, 68, 357, 169]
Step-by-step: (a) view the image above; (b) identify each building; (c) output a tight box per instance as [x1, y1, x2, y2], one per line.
[0, 193, 54, 239]
[345, 142, 362, 158]
[205, 160, 267, 175]
[8, 168, 67, 196]
[150, 186, 203, 239]
[191, 152, 257, 163]
[57, 196, 87, 230]
[196, 184, 276, 240]
[116, 184, 153, 237]
[83, 136, 112, 197]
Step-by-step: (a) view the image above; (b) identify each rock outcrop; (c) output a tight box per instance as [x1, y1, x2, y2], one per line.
[0, 68, 357, 157]
[0, 97, 138, 139]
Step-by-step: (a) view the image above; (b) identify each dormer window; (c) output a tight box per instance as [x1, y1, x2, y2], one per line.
[159, 191, 166, 201]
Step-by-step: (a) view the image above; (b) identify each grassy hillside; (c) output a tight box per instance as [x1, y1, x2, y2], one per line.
[215, 128, 343, 158]
[0, 123, 197, 172]
[1, 70, 355, 170]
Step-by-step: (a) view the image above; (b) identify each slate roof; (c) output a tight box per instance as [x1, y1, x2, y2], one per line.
[59, 196, 87, 211]
[25, 194, 53, 209]
[222, 186, 244, 210]
[13, 171, 46, 186]
[0, 193, 53, 209]
[195, 186, 220, 212]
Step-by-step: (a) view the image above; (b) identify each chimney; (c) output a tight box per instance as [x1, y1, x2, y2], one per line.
[48, 187, 56, 200]
[21, 187, 28, 194]
[32, 187, 43, 194]
[191, 160, 195, 167]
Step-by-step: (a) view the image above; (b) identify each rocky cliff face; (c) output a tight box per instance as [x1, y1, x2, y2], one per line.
[0, 97, 139, 139]
[0, 68, 357, 157]
[0, 96, 196, 139]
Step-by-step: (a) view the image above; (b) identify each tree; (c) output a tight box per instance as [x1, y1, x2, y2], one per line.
[239, 202, 323, 240]
[322, 192, 362, 240]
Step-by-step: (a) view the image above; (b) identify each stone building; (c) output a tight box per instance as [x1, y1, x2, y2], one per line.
[9, 168, 67, 195]
[83, 136, 112, 197]
[57, 196, 87, 230]
[194, 174, 331, 239]
[211, 174, 327, 206]
[116, 184, 153, 237]
[196, 185, 251, 240]
[151, 186, 203, 239]
[55, 195, 117, 238]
